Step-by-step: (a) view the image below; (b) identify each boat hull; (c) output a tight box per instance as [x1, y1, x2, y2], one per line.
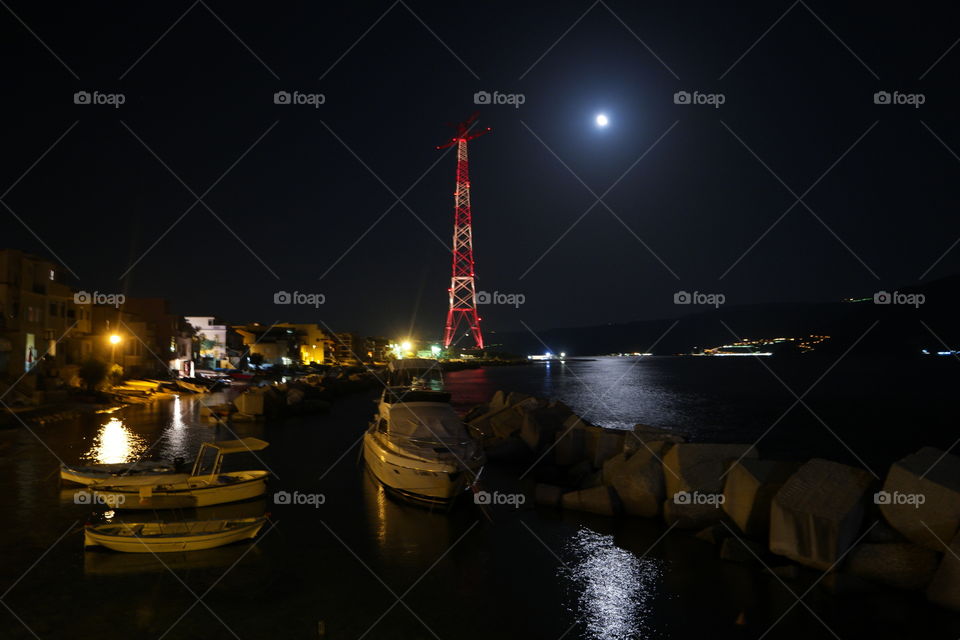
[84, 517, 266, 552]
[60, 463, 187, 487]
[92, 471, 269, 510]
[362, 432, 479, 504]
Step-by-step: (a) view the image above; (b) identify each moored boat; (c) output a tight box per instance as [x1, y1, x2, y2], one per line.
[91, 438, 270, 510]
[60, 459, 188, 487]
[84, 516, 267, 552]
[362, 359, 485, 504]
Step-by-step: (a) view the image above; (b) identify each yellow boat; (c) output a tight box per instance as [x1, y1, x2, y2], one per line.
[91, 438, 270, 510]
[84, 517, 267, 552]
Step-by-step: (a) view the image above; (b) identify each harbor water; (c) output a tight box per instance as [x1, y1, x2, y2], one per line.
[0, 356, 958, 639]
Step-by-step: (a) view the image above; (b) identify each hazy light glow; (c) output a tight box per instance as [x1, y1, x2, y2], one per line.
[595, 114, 609, 127]
[109, 334, 121, 344]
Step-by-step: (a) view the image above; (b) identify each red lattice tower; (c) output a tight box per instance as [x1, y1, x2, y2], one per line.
[437, 112, 490, 350]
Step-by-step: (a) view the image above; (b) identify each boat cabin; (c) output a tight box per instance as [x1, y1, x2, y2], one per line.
[190, 437, 270, 477]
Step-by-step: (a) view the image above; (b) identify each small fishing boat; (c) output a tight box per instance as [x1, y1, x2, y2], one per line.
[60, 459, 189, 487]
[92, 438, 270, 510]
[363, 359, 485, 504]
[84, 516, 267, 552]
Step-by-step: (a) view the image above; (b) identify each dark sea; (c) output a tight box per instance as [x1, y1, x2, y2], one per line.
[0, 355, 957, 639]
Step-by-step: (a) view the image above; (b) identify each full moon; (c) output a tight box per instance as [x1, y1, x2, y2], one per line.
[595, 113, 609, 127]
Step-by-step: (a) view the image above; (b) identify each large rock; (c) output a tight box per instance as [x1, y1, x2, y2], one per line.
[554, 430, 585, 466]
[488, 390, 508, 413]
[606, 443, 670, 518]
[663, 443, 759, 499]
[663, 496, 726, 529]
[487, 406, 525, 440]
[519, 407, 560, 452]
[845, 542, 939, 590]
[927, 531, 960, 610]
[505, 391, 533, 407]
[602, 452, 629, 485]
[769, 458, 875, 570]
[535, 483, 564, 507]
[720, 537, 767, 565]
[623, 423, 685, 456]
[879, 447, 960, 551]
[723, 460, 800, 537]
[593, 429, 626, 467]
[561, 485, 619, 516]
[554, 415, 590, 466]
[548, 399, 574, 420]
[468, 405, 520, 442]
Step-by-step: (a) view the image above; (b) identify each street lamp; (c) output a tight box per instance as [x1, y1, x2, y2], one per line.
[108, 334, 122, 373]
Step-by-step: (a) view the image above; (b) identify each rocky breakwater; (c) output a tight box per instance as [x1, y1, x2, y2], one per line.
[465, 390, 960, 613]
[213, 370, 380, 421]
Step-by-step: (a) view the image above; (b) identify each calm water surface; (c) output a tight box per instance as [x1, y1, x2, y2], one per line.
[0, 357, 957, 639]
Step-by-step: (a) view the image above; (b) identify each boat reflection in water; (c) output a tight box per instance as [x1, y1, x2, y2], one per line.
[564, 527, 660, 640]
[361, 469, 453, 560]
[84, 417, 149, 464]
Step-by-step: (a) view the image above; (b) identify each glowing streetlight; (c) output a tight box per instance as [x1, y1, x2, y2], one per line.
[109, 334, 121, 345]
[401, 341, 412, 352]
[595, 113, 609, 127]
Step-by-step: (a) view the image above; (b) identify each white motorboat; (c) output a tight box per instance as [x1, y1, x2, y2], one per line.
[362, 359, 485, 504]
[92, 438, 270, 510]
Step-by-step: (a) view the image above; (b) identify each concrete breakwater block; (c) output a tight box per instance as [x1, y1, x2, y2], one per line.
[723, 460, 800, 537]
[879, 447, 960, 551]
[561, 485, 619, 516]
[769, 458, 875, 570]
[663, 443, 759, 498]
[554, 415, 595, 466]
[927, 532, 960, 610]
[519, 407, 563, 452]
[845, 542, 939, 590]
[488, 390, 508, 413]
[593, 429, 626, 467]
[623, 423, 685, 456]
[535, 483, 564, 507]
[468, 405, 522, 442]
[488, 407, 525, 440]
[663, 495, 727, 529]
[604, 443, 670, 518]
[720, 536, 767, 565]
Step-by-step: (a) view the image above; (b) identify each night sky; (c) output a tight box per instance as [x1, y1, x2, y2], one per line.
[3, 2, 959, 341]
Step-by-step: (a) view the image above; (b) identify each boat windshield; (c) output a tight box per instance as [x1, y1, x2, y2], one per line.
[386, 359, 444, 391]
[386, 403, 469, 443]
